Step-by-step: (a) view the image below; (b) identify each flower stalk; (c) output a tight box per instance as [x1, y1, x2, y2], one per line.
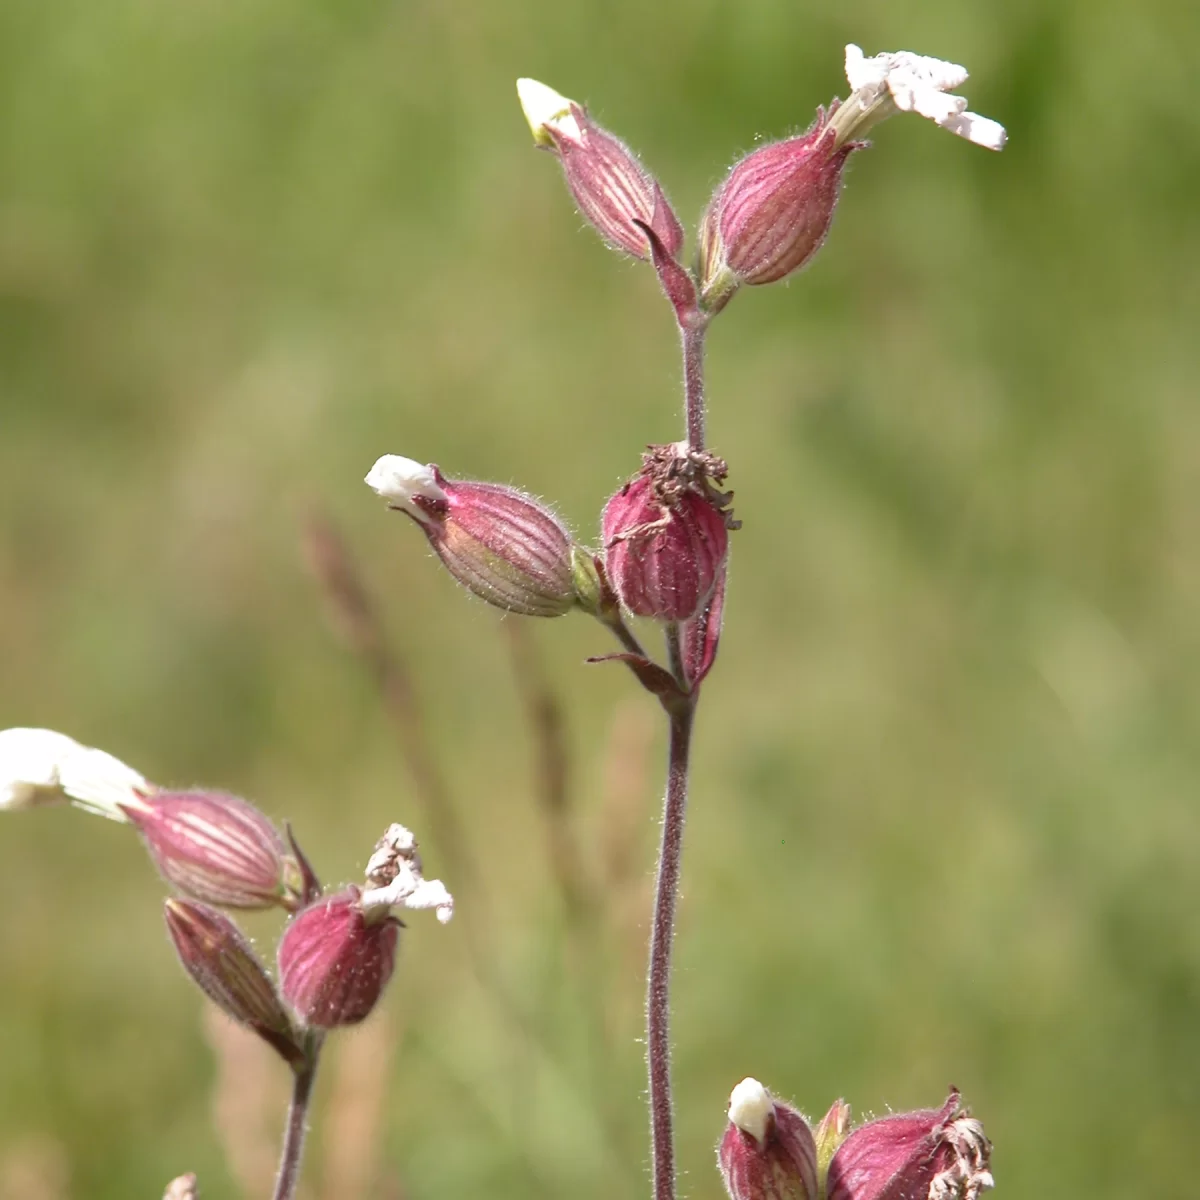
[647, 692, 696, 1200]
[683, 322, 709, 452]
[272, 1044, 322, 1200]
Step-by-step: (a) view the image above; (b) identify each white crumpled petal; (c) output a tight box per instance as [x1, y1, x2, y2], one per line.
[400, 877, 455, 924]
[0, 728, 148, 821]
[358, 821, 455, 924]
[845, 44, 1006, 150]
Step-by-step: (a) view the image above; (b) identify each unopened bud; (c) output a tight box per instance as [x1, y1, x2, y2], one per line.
[570, 546, 607, 616]
[278, 887, 401, 1028]
[826, 1090, 993, 1200]
[366, 455, 580, 617]
[0, 727, 148, 821]
[517, 77, 684, 262]
[602, 443, 734, 623]
[813, 1098, 852, 1180]
[700, 110, 859, 313]
[719, 1078, 818, 1200]
[124, 790, 300, 910]
[164, 899, 300, 1064]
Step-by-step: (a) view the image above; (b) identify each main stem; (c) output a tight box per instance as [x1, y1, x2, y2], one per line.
[645, 313, 710, 1200]
[272, 1047, 322, 1200]
[647, 697, 695, 1200]
[682, 322, 708, 451]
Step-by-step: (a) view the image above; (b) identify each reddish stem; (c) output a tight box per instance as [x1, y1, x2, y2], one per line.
[272, 1046, 321, 1200]
[682, 323, 708, 451]
[646, 697, 695, 1200]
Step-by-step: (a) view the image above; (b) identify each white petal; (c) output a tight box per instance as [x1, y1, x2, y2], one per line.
[0, 728, 77, 810]
[728, 1077, 773, 1142]
[516, 77, 582, 146]
[58, 744, 149, 820]
[910, 89, 968, 125]
[0, 728, 146, 820]
[844, 44, 886, 92]
[402, 877, 454, 923]
[365, 454, 449, 524]
[940, 110, 1008, 150]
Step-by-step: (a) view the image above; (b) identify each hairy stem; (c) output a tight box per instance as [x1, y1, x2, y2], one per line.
[647, 698, 695, 1200]
[272, 1047, 322, 1200]
[682, 322, 708, 451]
[608, 609, 651, 659]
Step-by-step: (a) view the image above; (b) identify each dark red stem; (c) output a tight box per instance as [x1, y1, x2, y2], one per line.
[646, 696, 695, 1200]
[272, 1044, 322, 1200]
[682, 323, 708, 451]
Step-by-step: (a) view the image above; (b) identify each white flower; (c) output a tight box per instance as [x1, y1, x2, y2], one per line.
[516, 77, 582, 148]
[728, 1077, 773, 1143]
[0, 727, 148, 821]
[359, 822, 454, 924]
[844, 44, 1007, 150]
[364, 455, 449, 525]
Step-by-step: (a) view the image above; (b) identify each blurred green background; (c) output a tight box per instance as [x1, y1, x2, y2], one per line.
[2, 0, 1198, 1196]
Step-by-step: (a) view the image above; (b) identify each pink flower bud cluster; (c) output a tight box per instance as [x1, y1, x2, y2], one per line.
[366, 444, 736, 699]
[719, 1080, 993, 1200]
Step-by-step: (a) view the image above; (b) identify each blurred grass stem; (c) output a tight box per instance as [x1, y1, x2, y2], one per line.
[505, 622, 590, 923]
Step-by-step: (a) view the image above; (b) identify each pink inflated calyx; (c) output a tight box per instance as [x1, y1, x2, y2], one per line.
[719, 1078, 818, 1200]
[700, 107, 861, 311]
[518, 78, 684, 262]
[123, 789, 297, 910]
[602, 443, 735, 623]
[433, 470, 578, 616]
[366, 455, 579, 617]
[550, 111, 684, 261]
[278, 886, 401, 1028]
[825, 1090, 994, 1200]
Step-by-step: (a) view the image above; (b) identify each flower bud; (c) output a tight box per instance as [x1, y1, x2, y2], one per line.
[516, 77, 684, 262]
[719, 1077, 818, 1200]
[699, 110, 859, 313]
[278, 887, 401, 1028]
[164, 899, 300, 1064]
[124, 790, 299, 910]
[0, 727, 148, 821]
[813, 1098, 852, 1181]
[366, 455, 580, 617]
[602, 443, 733, 623]
[825, 1090, 993, 1200]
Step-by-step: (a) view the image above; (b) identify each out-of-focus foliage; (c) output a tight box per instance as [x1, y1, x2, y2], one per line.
[1, 0, 1198, 1196]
